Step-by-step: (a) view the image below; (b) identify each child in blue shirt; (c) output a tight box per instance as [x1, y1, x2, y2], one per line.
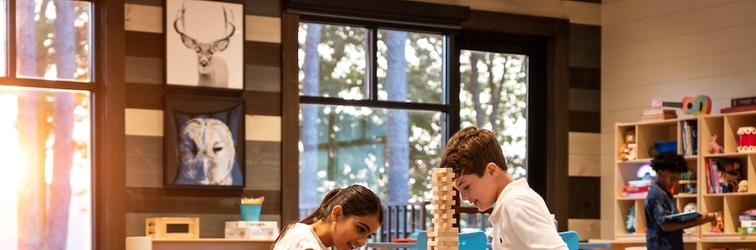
[644, 151, 715, 250]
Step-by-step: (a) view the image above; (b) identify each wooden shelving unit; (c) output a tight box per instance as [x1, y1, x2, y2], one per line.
[613, 111, 756, 249]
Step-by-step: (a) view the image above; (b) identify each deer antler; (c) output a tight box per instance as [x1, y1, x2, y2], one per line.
[214, 6, 236, 44]
[173, 2, 197, 49]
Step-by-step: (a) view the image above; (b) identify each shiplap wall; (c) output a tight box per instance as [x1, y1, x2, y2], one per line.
[121, 0, 602, 240]
[601, 0, 756, 239]
[123, 0, 284, 238]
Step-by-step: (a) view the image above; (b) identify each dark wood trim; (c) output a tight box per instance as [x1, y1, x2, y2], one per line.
[545, 31, 571, 232]
[286, 0, 469, 28]
[568, 176, 601, 219]
[280, 12, 300, 226]
[94, 0, 127, 249]
[569, 67, 601, 90]
[126, 187, 281, 214]
[126, 0, 282, 17]
[125, 31, 162, 58]
[569, 110, 601, 133]
[462, 10, 569, 37]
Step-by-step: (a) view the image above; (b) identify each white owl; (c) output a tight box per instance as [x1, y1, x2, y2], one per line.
[175, 117, 236, 185]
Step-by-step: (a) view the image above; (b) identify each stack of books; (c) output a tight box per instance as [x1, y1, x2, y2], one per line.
[641, 109, 677, 121]
[722, 96, 756, 114]
[740, 209, 756, 234]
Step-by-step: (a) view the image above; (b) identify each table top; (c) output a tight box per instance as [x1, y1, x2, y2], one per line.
[365, 241, 612, 249]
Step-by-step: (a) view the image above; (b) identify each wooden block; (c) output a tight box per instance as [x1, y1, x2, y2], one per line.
[433, 212, 456, 218]
[427, 231, 458, 237]
[433, 227, 458, 232]
[431, 199, 455, 205]
[432, 176, 454, 182]
[432, 217, 456, 223]
[432, 190, 456, 196]
[432, 185, 454, 191]
[145, 217, 200, 239]
[433, 168, 452, 173]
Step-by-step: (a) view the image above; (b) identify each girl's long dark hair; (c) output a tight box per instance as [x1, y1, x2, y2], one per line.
[271, 185, 384, 249]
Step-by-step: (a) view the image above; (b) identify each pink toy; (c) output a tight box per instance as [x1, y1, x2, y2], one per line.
[710, 134, 724, 154]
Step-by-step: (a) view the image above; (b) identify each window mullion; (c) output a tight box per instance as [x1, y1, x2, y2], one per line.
[7, 0, 17, 77]
[367, 27, 378, 101]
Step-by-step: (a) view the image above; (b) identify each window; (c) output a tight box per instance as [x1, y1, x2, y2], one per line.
[297, 18, 535, 230]
[0, 1, 93, 249]
[297, 22, 447, 211]
[459, 50, 528, 180]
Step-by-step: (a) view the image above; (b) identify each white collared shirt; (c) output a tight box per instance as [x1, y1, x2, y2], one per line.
[488, 179, 568, 250]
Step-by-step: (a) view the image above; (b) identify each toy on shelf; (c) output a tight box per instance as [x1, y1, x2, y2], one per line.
[626, 205, 636, 234]
[683, 202, 698, 235]
[710, 134, 724, 154]
[737, 126, 756, 153]
[619, 130, 636, 161]
[709, 212, 724, 233]
[739, 180, 749, 193]
[651, 95, 712, 116]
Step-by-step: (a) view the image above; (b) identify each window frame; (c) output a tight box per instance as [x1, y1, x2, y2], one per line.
[283, 4, 570, 231]
[2, 0, 128, 248]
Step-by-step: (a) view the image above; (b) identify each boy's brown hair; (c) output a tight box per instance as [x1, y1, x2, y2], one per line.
[440, 126, 508, 179]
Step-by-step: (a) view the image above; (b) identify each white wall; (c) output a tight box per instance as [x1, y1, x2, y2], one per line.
[601, 0, 756, 239]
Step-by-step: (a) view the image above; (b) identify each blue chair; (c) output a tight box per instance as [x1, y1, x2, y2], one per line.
[558, 230, 579, 250]
[412, 230, 487, 250]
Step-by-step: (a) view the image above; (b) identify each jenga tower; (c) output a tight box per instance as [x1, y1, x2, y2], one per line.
[428, 168, 458, 250]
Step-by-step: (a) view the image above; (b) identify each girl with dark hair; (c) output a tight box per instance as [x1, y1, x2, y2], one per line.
[272, 185, 384, 250]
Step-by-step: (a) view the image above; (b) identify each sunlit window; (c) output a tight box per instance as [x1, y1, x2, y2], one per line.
[298, 23, 446, 209]
[460, 50, 528, 180]
[0, 86, 91, 250]
[16, 0, 91, 81]
[1, 0, 94, 249]
[1, 0, 6, 77]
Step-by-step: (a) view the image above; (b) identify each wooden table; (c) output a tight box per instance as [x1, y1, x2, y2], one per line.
[365, 241, 612, 249]
[151, 238, 274, 250]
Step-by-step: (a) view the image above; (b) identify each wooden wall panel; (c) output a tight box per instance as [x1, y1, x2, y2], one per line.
[602, 0, 745, 26]
[125, 0, 282, 17]
[246, 65, 281, 92]
[125, 57, 163, 84]
[125, 136, 163, 188]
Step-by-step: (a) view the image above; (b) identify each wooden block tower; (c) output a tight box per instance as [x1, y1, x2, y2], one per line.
[428, 168, 458, 250]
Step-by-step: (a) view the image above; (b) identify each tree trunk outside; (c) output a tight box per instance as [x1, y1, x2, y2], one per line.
[44, 1, 76, 249]
[487, 55, 501, 133]
[467, 53, 484, 127]
[385, 30, 409, 203]
[17, 0, 43, 249]
[299, 24, 321, 212]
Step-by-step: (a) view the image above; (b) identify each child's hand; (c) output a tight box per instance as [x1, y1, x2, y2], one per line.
[702, 212, 718, 222]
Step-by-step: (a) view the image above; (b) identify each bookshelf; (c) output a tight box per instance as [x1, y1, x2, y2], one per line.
[614, 111, 756, 249]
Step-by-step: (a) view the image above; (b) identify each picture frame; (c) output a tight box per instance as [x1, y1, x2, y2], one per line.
[164, 94, 245, 188]
[165, 0, 244, 90]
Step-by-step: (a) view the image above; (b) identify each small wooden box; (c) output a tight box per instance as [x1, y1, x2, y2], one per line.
[146, 217, 200, 239]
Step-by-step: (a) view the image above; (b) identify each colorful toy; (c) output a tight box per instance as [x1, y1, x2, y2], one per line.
[619, 130, 636, 161]
[710, 134, 724, 154]
[739, 180, 749, 193]
[652, 95, 712, 116]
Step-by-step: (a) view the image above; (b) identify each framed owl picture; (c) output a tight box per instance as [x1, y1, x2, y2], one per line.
[163, 94, 245, 188]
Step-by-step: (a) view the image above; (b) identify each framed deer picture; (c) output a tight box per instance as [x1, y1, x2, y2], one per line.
[163, 94, 245, 188]
[165, 0, 244, 90]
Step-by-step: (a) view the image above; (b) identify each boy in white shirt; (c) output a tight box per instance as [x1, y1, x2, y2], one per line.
[440, 126, 567, 250]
